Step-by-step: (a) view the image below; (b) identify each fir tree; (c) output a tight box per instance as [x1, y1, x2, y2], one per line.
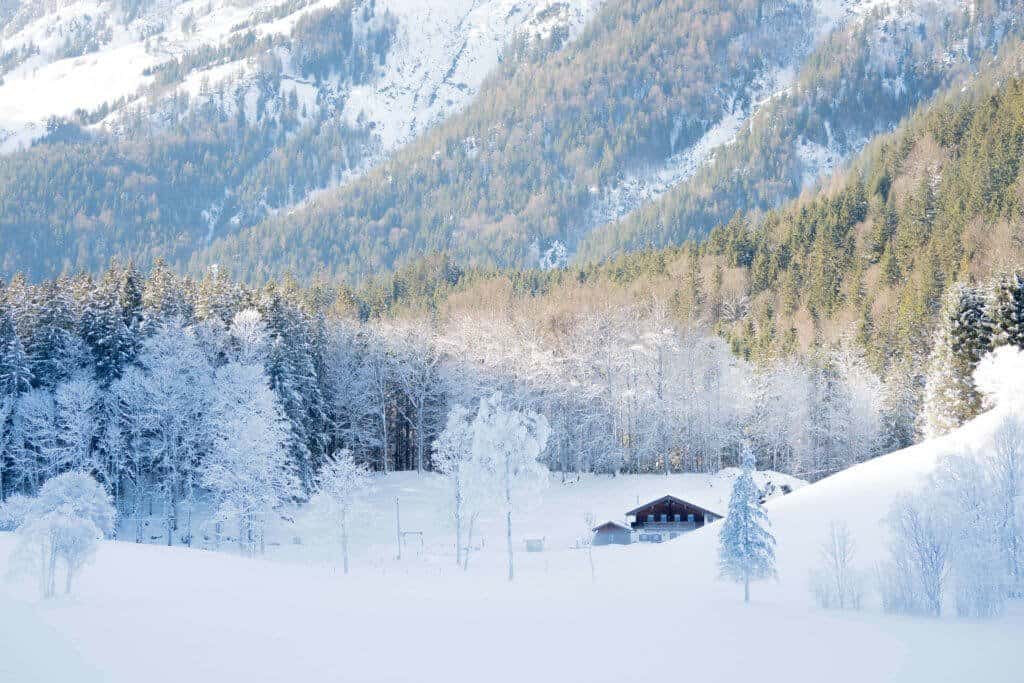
[922, 283, 993, 437]
[719, 444, 776, 603]
[990, 271, 1024, 349]
[0, 311, 33, 395]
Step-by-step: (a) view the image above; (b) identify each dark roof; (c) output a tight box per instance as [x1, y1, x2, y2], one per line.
[625, 495, 723, 518]
[592, 521, 632, 532]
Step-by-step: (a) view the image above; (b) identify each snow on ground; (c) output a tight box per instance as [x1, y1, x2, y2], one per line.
[2, 408, 1022, 682]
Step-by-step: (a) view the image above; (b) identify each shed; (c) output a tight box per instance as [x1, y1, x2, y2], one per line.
[592, 521, 633, 546]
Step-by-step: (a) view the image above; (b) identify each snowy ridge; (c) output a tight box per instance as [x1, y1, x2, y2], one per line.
[0, 0, 600, 153]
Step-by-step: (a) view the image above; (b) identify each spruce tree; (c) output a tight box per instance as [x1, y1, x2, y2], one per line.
[921, 283, 993, 438]
[0, 311, 33, 395]
[990, 271, 1024, 349]
[719, 444, 776, 603]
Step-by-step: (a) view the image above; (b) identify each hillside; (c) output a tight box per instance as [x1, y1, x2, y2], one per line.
[348, 47, 1024, 392]
[0, 0, 595, 278]
[194, 0, 1024, 280]
[3, 0, 1023, 281]
[2, 404, 1022, 682]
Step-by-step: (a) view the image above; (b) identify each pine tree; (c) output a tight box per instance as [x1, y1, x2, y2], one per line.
[0, 311, 33, 395]
[990, 271, 1024, 349]
[719, 444, 776, 603]
[922, 283, 993, 438]
[80, 276, 136, 385]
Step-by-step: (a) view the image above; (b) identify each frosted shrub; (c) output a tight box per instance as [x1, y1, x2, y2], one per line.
[951, 526, 1007, 618]
[7, 472, 115, 598]
[877, 555, 923, 615]
[809, 522, 864, 610]
[882, 493, 950, 616]
[0, 493, 34, 531]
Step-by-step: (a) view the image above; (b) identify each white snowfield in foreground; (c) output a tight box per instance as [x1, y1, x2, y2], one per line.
[2, 410, 1023, 682]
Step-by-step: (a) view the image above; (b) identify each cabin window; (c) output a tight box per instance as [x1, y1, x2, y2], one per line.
[647, 514, 655, 523]
[673, 514, 681, 522]
[660, 514, 667, 523]
[687, 514, 695, 523]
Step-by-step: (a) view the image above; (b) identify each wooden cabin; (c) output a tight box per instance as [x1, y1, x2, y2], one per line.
[626, 495, 722, 543]
[592, 521, 633, 546]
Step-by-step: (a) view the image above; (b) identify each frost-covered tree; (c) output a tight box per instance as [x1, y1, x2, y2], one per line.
[310, 449, 372, 574]
[13, 388, 60, 490]
[392, 326, 445, 472]
[471, 392, 550, 581]
[719, 444, 776, 602]
[53, 373, 100, 473]
[882, 492, 951, 616]
[204, 362, 298, 555]
[809, 521, 863, 609]
[7, 472, 115, 598]
[228, 309, 270, 365]
[434, 404, 485, 568]
[118, 320, 212, 546]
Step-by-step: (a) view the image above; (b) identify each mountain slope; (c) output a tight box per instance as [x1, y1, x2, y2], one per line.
[0, 0, 595, 278]
[193, 0, 1024, 281]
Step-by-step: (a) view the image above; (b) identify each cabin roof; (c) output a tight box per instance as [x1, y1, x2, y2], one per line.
[625, 494, 723, 519]
[593, 520, 632, 532]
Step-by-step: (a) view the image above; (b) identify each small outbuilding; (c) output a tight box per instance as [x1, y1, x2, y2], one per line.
[592, 521, 633, 546]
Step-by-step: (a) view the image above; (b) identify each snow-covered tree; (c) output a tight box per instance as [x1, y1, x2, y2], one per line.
[7, 472, 115, 598]
[471, 392, 550, 581]
[719, 444, 776, 602]
[434, 404, 484, 568]
[13, 388, 60, 490]
[53, 373, 100, 473]
[118, 320, 213, 545]
[310, 449, 372, 574]
[883, 492, 951, 616]
[392, 326, 445, 472]
[229, 309, 270, 365]
[809, 521, 864, 610]
[204, 362, 298, 555]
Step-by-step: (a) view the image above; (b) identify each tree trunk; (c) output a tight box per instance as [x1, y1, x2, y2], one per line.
[341, 510, 350, 575]
[744, 574, 750, 603]
[165, 489, 175, 546]
[505, 452, 514, 582]
[395, 497, 401, 560]
[454, 483, 463, 567]
[506, 508, 514, 582]
[464, 513, 477, 571]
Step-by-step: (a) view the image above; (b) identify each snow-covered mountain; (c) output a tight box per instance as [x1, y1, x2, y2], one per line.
[0, 0, 599, 153]
[1, 0, 1022, 281]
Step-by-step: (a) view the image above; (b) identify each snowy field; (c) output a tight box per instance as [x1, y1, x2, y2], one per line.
[2, 407, 1023, 682]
